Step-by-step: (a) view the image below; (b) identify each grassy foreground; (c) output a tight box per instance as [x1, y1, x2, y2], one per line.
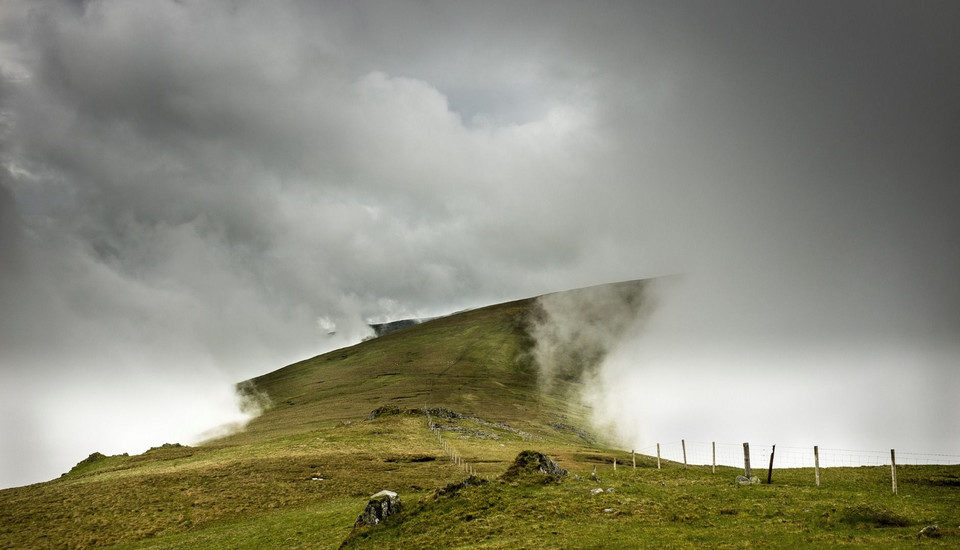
[2, 281, 958, 548]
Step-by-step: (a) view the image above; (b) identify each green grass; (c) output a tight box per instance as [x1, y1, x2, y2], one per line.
[340, 462, 960, 549]
[2, 280, 958, 548]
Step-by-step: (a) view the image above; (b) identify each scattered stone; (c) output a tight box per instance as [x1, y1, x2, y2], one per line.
[573, 474, 582, 481]
[603, 508, 615, 513]
[590, 469, 602, 485]
[917, 525, 941, 539]
[369, 406, 536, 439]
[500, 451, 568, 483]
[736, 475, 761, 486]
[548, 422, 596, 444]
[605, 487, 614, 493]
[591, 487, 604, 495]
[353, 490, 402, 529]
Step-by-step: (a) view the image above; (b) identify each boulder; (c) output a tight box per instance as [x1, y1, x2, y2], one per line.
[500, 450, 568, 483]
[735, 475, 760, 486]
[353, 490, 402, 529]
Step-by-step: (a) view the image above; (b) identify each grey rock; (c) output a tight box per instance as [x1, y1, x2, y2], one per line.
[590, 469, 602, 485]
[591, 487, 604, 495]
[500, 451, 568, 483]
[353, 490, 402, 529]
[735, 475, 760, 486]
[917, 525, 940, 539]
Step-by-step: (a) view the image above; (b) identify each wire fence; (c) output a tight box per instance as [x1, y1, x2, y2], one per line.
[633, 440, 960, 469]
[421, 407, 959, 496]
[425, 410, 480, 478]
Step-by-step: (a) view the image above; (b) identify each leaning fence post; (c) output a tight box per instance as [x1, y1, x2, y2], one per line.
[682, 439, 687, 469]
[743, 442, 752, 478]
[890, 449, 897, 495]
[656, 443, 661, 469]
[767, 444, 776, 484]
[712, 441, 716, 474]
[814, 445, 820, 487]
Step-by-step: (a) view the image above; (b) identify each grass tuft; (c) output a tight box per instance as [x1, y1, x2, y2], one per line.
[837, 504, 911, 528]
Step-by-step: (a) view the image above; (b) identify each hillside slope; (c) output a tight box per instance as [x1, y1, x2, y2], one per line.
[2, 279, 958, 549]
[0, 284, 625, 549]
[226, 294, 593, 445]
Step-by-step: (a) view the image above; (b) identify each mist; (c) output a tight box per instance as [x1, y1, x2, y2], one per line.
[2, 0, 959, 487]
[582, 276, 960, 464]
[528, 280, 653, 393]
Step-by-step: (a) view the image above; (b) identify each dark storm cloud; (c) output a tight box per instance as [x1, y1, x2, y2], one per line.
[1, 0, 959, 486]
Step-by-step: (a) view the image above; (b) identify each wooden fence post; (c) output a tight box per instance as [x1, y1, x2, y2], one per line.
[712, 441, 716, 474]
[814, 445, 820, 487]
[743, 442, 752, 478]
[890, 449, 897, 495]
[767, 444, 776, 484]
[632, 450, 636, 469]
[613, 457, 617, 471]
[656, 443, 661, 469]
[682, 439, 687, 469]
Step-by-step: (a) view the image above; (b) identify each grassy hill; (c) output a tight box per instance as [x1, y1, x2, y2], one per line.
[2, 280, 958, 548]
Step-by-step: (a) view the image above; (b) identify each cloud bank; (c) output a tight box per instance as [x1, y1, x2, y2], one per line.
[2, 0, 959, 486]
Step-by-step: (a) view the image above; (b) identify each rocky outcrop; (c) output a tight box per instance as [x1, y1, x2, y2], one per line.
[367, 406, 536, 440]
[367, 406, 463, 421]
[500, 450, 568, 484]
[353, 490, 402, 529]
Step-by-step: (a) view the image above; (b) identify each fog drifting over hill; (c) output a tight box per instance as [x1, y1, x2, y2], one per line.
[2, 1, 959, 487]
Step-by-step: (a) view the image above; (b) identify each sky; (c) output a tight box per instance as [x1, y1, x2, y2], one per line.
[1, 0, 958, 487]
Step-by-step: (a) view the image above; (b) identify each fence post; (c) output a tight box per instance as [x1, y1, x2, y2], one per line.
[613, 457, 617, 471]
[890, 449, 897, 495]
[814, 445, 820, 487]
[682, 439, 687, 469]
[712, 441, 716, 474]
[743, 442, 752, 478]
[656, 443, 661, 469]
[767, 444, 776, 484]
[632, 450, 636, 469]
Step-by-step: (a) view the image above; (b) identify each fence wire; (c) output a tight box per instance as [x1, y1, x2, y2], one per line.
[634, 440, 960, 469]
